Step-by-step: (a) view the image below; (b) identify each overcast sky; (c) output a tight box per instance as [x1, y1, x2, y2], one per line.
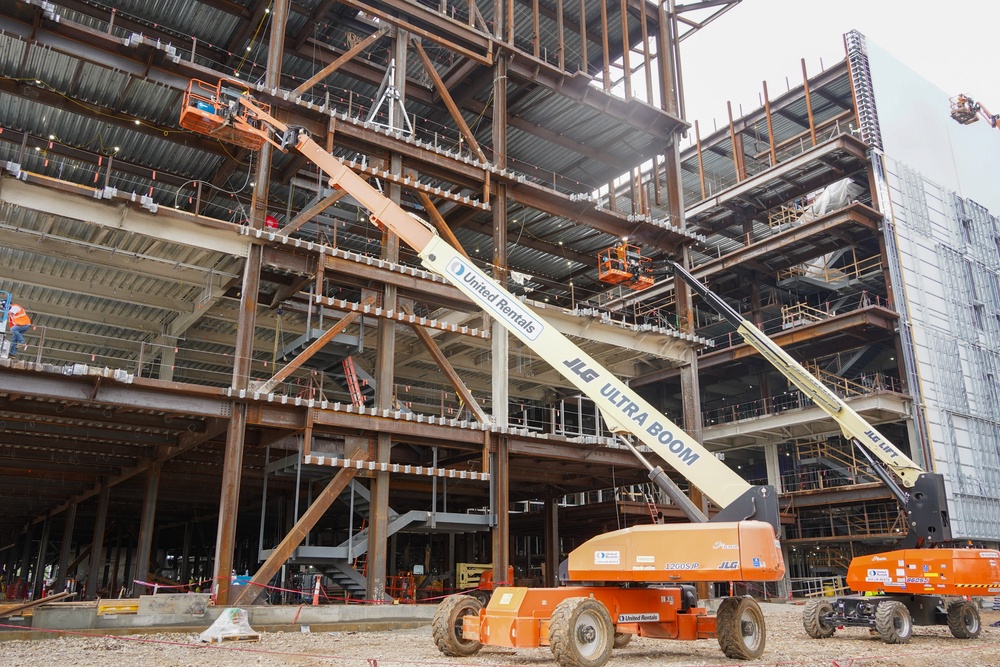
[677, 0, 997, 135]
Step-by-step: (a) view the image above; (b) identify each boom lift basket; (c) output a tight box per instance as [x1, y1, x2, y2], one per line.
[949, 95, 980, 125]
[597, 243, 654, 290]
[179, 79, 271, 151]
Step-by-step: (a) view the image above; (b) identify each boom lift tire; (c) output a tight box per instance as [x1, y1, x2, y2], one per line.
[612, 632, 632, 649]
[874, 601, 912, 644]
[716, 596, 766, 659]
[946, 600, 981, 639]
[548, 597, 614, 667]
[432, 595, 483, 657]
[802, 599, 836, 639]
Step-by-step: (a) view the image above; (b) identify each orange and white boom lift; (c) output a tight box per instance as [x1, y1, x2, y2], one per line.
[949, 94, 999, 130]
[672, 262, 1000, 645]
[181, 80, 784, 665]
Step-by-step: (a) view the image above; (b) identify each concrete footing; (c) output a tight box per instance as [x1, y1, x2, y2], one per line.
[1, 597, 437, 641]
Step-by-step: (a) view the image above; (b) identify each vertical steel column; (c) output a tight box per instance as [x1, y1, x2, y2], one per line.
[660, 4, 708, 602]
[658, 0, 684, 117]
[694, 120, 706, 199]
[158, 347, 175, 381]
[109, 528, 122, 596]
[555, 0, 564, 70]
[801, 59, 817, 146]
[85, 485, 110, 600]
[764, 444, 783, 495]
[180, 522, 192, 582]
[131, 461, 161, 596]
[367, 26, 408, 604]
[619, 0, 631, 101]
[31, 519, 51, 600]
[639, 0, 652, 105]
[727, 101, 746, 181]
[532, 0, 540, 58]
[17, 527, 33, 592]
[54, 503, 76, 592]
[543, 497, 559, 586]
[490, 28, 511, 589]
[214, 0, 290, 606]
[762, 81, 777, 167]
[600, 0, 611, 90]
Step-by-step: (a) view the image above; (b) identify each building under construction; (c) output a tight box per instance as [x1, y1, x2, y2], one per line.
[0, 0, 998, 612]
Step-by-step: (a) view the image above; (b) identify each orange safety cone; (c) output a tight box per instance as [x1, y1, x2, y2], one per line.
[312, 577, 321, 606]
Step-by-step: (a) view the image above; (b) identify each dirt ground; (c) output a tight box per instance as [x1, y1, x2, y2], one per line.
[2, 602, 999, 667]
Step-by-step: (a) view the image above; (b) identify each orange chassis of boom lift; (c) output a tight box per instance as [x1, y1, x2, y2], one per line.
[435, 522, 783, 666]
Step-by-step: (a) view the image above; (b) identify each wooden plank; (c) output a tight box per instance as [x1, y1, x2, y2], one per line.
[0, 590, 75, 619]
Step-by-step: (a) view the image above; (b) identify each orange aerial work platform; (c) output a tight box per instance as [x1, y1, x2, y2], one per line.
[179, 79, 272, 151]
[597, 243, 654, 290]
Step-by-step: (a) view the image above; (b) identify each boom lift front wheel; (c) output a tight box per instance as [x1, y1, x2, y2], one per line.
[874, 600, 912, 644]
[802, 599, 836, 639]
[716, 596, 767, 659]
[431, 595, 483, 657]
[549, 597, 615, 667]
[947, 599, 981, 639]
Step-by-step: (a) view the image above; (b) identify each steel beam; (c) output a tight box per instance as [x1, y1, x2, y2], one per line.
[0, 178, 250, 257]
[403, 304, 489, 424]
[256, 295, 374, 395]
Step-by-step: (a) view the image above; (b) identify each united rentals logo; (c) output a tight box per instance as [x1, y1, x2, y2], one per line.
[446, 257, 541, 341]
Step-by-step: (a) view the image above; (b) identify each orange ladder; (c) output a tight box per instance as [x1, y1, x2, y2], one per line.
[643, 489, 660, 524]
[343, 357, 365, 407]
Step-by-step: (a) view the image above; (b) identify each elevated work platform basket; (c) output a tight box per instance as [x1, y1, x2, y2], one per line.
[597, 243, 654, 291]
[179, 79, 271, 151]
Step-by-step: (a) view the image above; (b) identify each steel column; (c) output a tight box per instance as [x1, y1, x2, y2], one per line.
[17, 527, 33, 590]
[85, 485, 110, 600]
[367, 26, 408, 604]
[727, 101, 746, 181]
[762, 80, 777, 166]
[801, 59, 817, 146]
[489, 49, 511, 588]
[131, 461, 161, 596]
[54, 503, 76, 592]
[31, 519, 51, 600]
[544, 497, 559, 586]
[213, 0, 289, 606]
[180, 521, 192, 583]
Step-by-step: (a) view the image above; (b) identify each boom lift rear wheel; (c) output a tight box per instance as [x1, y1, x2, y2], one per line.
[874, 600, 912, 644]
[946, 600, 981, 639]
[432, 595, 483, 656]
[612, 632, 632, 648]
[548, 597, 614, 667]
[716, 596, 766, 659]
[802, 599, 836, 639]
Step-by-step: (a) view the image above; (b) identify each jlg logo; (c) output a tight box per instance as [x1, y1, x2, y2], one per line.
[564, 358, 599, 383]
[719, 561, 739, 570]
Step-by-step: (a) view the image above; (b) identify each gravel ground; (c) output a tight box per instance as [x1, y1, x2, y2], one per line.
[2, 602, 999, 667]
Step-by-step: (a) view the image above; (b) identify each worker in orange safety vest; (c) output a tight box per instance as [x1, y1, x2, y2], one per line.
[7, 303, 31, 357]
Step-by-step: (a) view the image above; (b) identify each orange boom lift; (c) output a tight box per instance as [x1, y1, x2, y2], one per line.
[673, 262, 1000, 645]
[181, 81, 785, 665]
